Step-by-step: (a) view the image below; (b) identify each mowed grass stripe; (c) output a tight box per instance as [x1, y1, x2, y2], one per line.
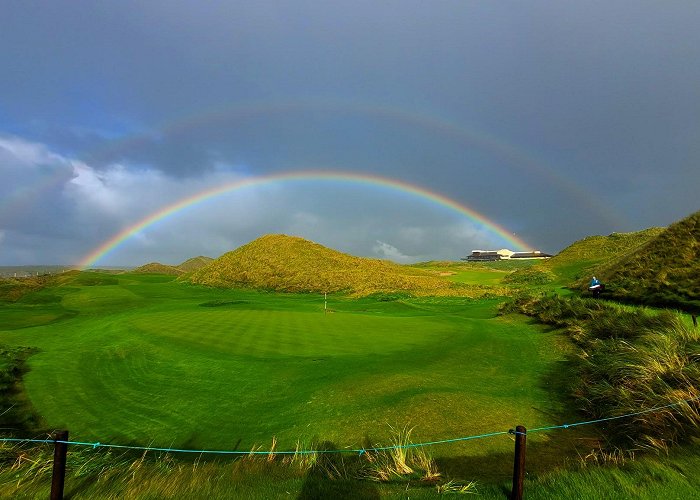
[129, 309, 453, 358]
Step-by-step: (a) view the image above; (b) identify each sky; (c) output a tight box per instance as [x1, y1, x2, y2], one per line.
[1, 1, 699, 266]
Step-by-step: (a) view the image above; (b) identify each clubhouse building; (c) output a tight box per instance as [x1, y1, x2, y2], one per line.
[462, 249, 553, 262]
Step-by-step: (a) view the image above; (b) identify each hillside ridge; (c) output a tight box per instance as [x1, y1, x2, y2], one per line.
[585, 210, 700, 312]
[186, 234, 473, 296]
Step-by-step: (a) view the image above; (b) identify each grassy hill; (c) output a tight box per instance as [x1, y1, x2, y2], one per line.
[133, 262, 184, 276]
[0, 275, 55, 303]
[544, 227, 664, 280]
[186, 234, 480, 296]
[583, 210, 700, 312]
[506, 227, 664, 286]
[177, 255, 213, 272]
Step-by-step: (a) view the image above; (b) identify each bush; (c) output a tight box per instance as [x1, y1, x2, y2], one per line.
[502, 295, 700, 450]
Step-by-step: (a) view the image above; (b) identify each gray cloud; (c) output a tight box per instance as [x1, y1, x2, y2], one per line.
[2, 2, 700, 264]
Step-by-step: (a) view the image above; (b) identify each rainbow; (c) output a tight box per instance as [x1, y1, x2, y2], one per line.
[77, 170, 531, 268]
[83, 99, 624, 229]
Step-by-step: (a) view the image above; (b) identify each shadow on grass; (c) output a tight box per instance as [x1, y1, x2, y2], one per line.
[433, 352, 602, 489]
[297, 441, 379, 500]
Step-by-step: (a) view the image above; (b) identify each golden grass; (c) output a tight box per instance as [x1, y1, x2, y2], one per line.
[185, 233, 505, 298]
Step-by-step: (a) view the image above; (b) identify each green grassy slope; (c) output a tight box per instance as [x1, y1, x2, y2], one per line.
[0, 272, 572, 473]
[546, 227, 664, 281]
[133, 262, 184, 275]
[177, 255, 214, 272]
[506, 228, 664, 287]
[584, 210, 700, 312]
[410, 260, 537, 286]
[2, 266, 699, 497]
[187, 234, 481, 296]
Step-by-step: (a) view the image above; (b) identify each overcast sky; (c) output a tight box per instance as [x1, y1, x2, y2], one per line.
[2, 1, 699, 266]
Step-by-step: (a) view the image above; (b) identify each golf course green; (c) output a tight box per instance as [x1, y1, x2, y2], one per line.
[1, 272, 571, 463]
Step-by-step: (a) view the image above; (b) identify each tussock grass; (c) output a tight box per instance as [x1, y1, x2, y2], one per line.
[577, 445, 636, 467]
[0, 434, 464, 498]
[435, 479, 478, 494]
[502, 294, 700, 450]
[360, 425, 444, 484]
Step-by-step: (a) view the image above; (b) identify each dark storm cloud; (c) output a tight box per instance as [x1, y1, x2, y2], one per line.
[1, 1, 699, 263]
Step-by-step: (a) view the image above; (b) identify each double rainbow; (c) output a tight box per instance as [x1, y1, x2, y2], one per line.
[78, 170, 530, 268]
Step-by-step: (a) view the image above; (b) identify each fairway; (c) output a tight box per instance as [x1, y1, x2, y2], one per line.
[0, 273, 574, 476]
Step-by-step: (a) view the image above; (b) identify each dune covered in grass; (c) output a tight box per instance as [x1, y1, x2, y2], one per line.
[185, 234, 496, 297]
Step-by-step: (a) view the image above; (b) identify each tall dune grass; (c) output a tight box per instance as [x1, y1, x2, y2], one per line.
[501, 294, 700, 450]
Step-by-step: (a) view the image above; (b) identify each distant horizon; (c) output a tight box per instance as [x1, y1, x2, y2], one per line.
[0, 221, 672, 269]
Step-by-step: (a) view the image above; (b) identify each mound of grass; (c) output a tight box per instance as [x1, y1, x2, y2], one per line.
[177, 255, 214, 272]
[0, 277, 48, 303]
[538, 227, 664, 283]
[580, 210, 700, 314]
[198, 299, 250, 307]
[502, 294, 700, 450]
[133, 262, 184, 276]
[186, 234, 482, 297]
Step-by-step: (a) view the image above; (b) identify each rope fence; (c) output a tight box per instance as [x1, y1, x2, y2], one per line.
[2, 394, 699, 455]
[2, 394, 699, 500]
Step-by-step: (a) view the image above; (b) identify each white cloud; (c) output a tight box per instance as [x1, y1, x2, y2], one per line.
[372, 240, 414, 264]
[0, 135, 69, 168]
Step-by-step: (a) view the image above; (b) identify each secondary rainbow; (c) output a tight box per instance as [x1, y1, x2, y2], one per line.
[83, 99, 624, 228]
[77, 170, 531, 268]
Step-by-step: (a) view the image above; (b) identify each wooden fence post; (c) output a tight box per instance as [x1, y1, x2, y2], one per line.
[692, 315, 697, 328]
[50, 430, 69, 500]
[511, 425, 526, 500]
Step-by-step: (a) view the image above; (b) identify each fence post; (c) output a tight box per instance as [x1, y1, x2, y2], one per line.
[692, 315, 697, 328]
[50, 430, 69, 500]
[510, 425, 526, 500]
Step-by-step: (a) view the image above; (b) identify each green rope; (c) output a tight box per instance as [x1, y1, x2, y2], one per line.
[2, 395, 698, 456]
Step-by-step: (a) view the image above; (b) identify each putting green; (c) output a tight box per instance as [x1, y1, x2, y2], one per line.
[1, 273, 571, 466]
[128, 309, 453, 358]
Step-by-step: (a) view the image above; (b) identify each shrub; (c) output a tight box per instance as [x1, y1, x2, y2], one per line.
[502, 295, 700, 450]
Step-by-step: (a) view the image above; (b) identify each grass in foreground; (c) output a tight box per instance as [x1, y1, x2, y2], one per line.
[2, 437, 700, 499]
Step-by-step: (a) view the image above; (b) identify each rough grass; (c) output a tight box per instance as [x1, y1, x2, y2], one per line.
[502, 294, 700, 450]
[185, 234, 499, 297]
[0, 346, 41, 432]
[502, 227, 663, 288]
[2, 438, 700, 498]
